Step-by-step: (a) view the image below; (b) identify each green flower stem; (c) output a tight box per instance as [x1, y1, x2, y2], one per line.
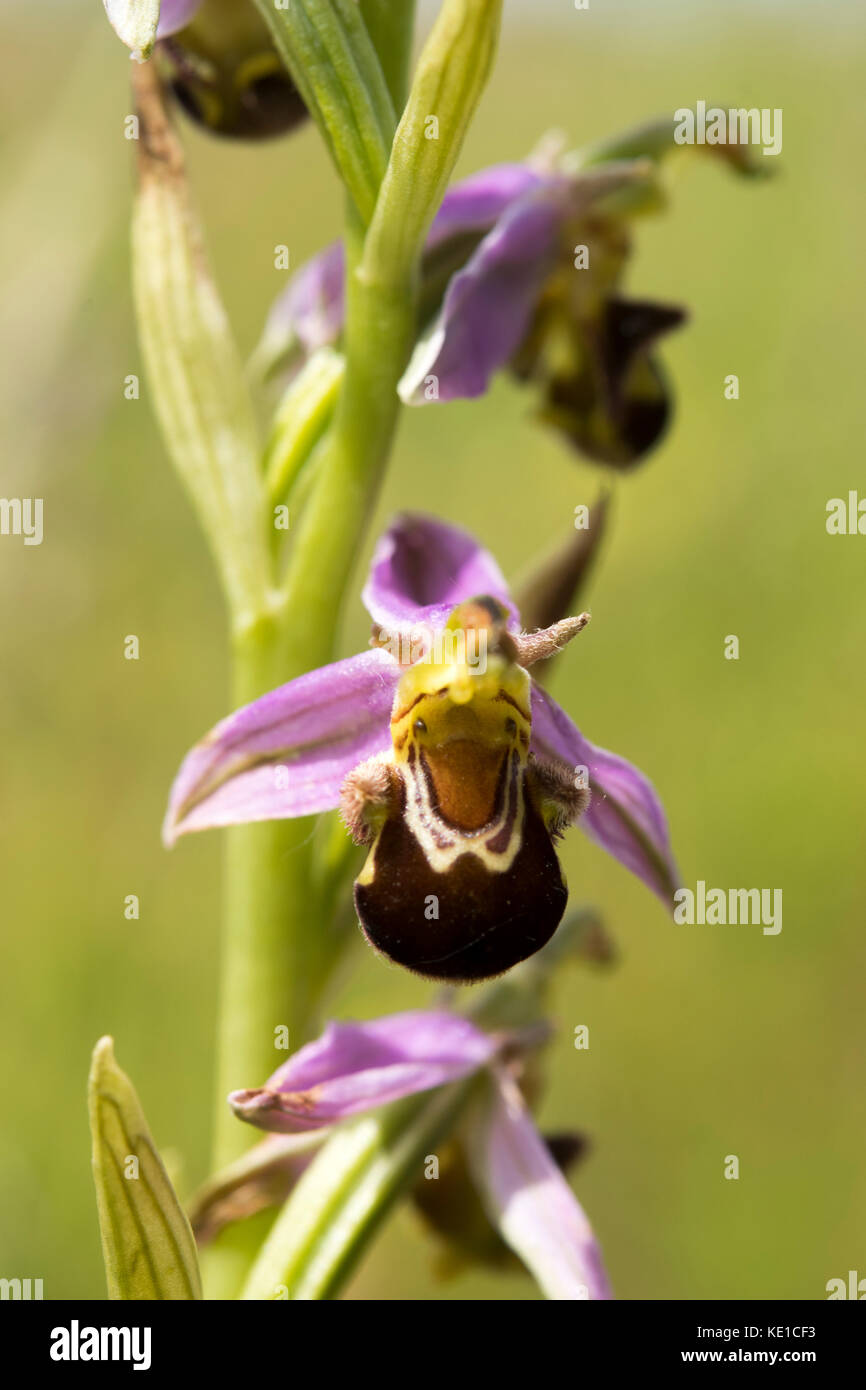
[275, 209, 416, 671]
[240, 1078, 481, 1300]
[204, 609, 322, 1301]
[213, 610, 317, 1174]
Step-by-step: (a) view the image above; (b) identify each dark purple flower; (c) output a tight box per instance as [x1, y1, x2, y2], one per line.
[229, 1009, 613, 1300]
[164, 514, 676, 980]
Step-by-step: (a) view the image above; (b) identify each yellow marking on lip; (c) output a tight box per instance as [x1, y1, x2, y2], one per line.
[377, 599, 535, 874]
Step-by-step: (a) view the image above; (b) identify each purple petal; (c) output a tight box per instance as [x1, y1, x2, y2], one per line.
[257, 242, 346, 371]
[230, 1011, 497, 1133]
[400, 161, 661, 406]
[363, 513, 518, 639]
[466, 1069, 613, 1301]
[157, 0, 201, 36]
[399, 180, 569, 403]
[530, 684, 678, 905]
[427, 163, 544, 251]
[254, 166, 540, 373]
[163, 647, 399, 845]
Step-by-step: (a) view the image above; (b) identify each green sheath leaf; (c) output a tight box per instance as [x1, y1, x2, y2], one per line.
[89, 1037, 202, 1300]
[364, 0, 504, 284]
[131, 60, 271, 631]
[253, 0, 396, 223]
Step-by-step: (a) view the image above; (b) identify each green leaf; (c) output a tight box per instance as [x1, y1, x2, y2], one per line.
[103, 1, 162, 60]
[253, 0, 396, 223]
[364, 0, 504, 285]
[131, 60, 271, 631]
[240, 1081, 478, 1300]
[88, 1037, 202, 1300]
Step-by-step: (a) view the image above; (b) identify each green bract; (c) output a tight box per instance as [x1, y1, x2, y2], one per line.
[89, 1038, 202, 1300]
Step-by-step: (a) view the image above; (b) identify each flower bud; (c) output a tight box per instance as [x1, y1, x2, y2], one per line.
[156, 0, 308, 140]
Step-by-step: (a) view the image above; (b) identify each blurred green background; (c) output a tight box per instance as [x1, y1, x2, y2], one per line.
[1, 0, 864, 1300]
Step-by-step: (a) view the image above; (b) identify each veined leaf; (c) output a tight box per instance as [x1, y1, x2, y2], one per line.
[131, 60, 270, 631]
[253, 0, 395, 224]
[88, 1037, 202, 1300]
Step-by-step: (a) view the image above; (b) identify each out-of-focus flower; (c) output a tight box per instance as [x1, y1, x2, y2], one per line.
[105, 0, 308, 140]
[229, 1009, 613, 1300]
[256, 119, 760, 465]
[263, 153, 679, 465]
[253, 162, 541, 374]
[164, 514, 676, 981]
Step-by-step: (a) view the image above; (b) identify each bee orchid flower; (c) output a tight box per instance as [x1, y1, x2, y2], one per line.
[255, 154, 686, 467]
[257, 118, 759, 466]
[228, 1008, 614, 1301]
[164, 514, 676, 982]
